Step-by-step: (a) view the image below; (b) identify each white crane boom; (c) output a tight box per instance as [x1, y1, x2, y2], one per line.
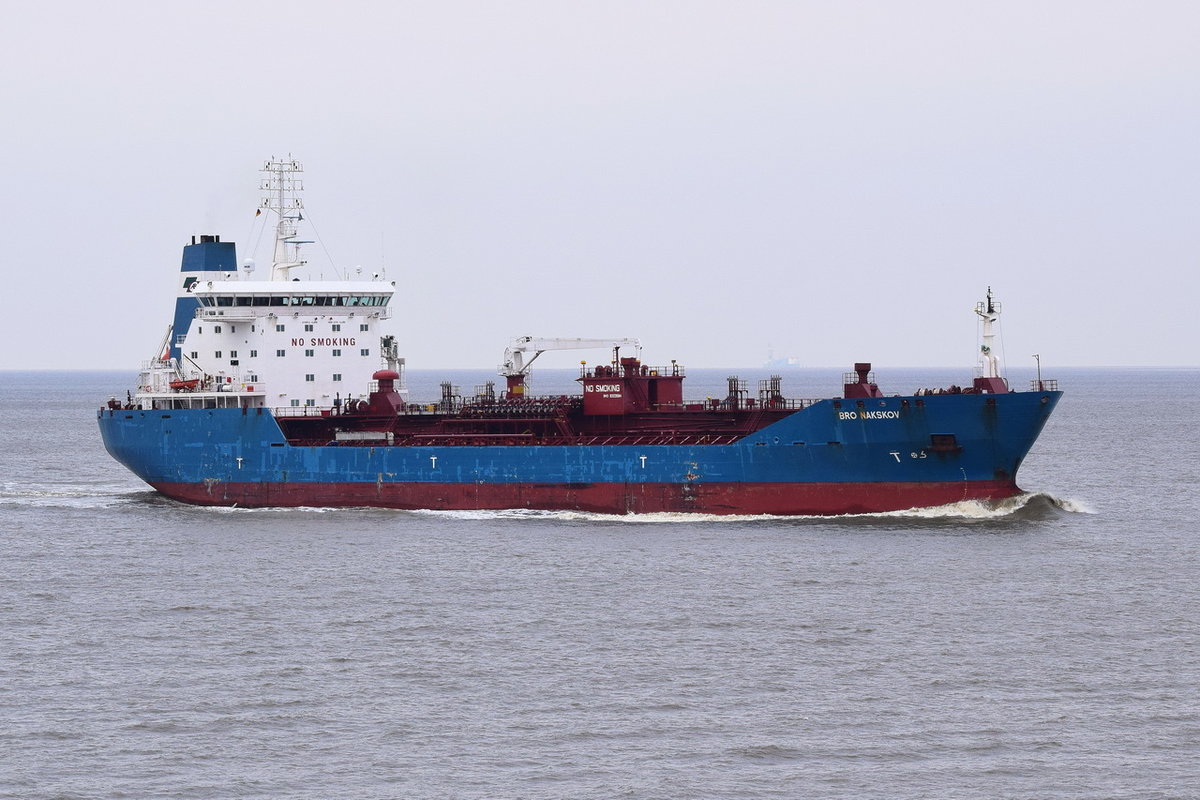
[500, 336, 642, 377]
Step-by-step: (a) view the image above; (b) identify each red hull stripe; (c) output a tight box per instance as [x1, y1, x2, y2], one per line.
[150, 479, 1021, 516]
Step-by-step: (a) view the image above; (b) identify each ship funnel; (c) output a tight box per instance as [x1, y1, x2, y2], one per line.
[169, 234, 237, 361]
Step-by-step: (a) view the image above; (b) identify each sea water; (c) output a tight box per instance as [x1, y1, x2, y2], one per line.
[1, 367, 1197, 799]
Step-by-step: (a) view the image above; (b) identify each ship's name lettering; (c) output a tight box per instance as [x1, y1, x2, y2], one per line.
[838, 410, 901, 420]
[585, 384, 623, 393]
[290, 337, 357, 347]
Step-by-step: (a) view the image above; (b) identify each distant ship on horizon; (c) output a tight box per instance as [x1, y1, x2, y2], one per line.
[764, 345, 800, 370]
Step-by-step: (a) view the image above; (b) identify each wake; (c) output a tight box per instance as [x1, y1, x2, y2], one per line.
[410, 492, 1094, 523]
[4, 483, 1090, 521]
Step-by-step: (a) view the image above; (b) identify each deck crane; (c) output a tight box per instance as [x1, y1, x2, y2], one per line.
[499, 336, 641, 398]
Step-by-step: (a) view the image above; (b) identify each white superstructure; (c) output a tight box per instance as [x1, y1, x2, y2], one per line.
[133, 157, 403, 411]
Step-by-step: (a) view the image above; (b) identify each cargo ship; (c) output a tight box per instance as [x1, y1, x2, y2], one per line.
[98, 158, 1061, 515]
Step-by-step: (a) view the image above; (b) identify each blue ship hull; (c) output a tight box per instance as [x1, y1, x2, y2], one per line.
[98, 390, 1060, 515]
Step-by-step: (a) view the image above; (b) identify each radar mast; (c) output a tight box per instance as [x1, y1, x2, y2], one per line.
[259, 156, 308, 281]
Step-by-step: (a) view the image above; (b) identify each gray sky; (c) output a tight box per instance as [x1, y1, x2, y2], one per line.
[2, 1, 1197, 371]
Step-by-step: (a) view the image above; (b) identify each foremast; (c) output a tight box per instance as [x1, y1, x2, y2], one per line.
[972, 287, 1009, 394]
[260, 156, 309, 281]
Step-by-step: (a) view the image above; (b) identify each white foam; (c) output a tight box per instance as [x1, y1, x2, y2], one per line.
[198, 504, 346, 515]
[863, 492, 1095, 520]
[1047, 495, 1097, 515]
[409, 507, 788, 523]
[412, 492, 1096, 523]
[868, 494, 1043, 520]
[0, 483, 147, 510]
